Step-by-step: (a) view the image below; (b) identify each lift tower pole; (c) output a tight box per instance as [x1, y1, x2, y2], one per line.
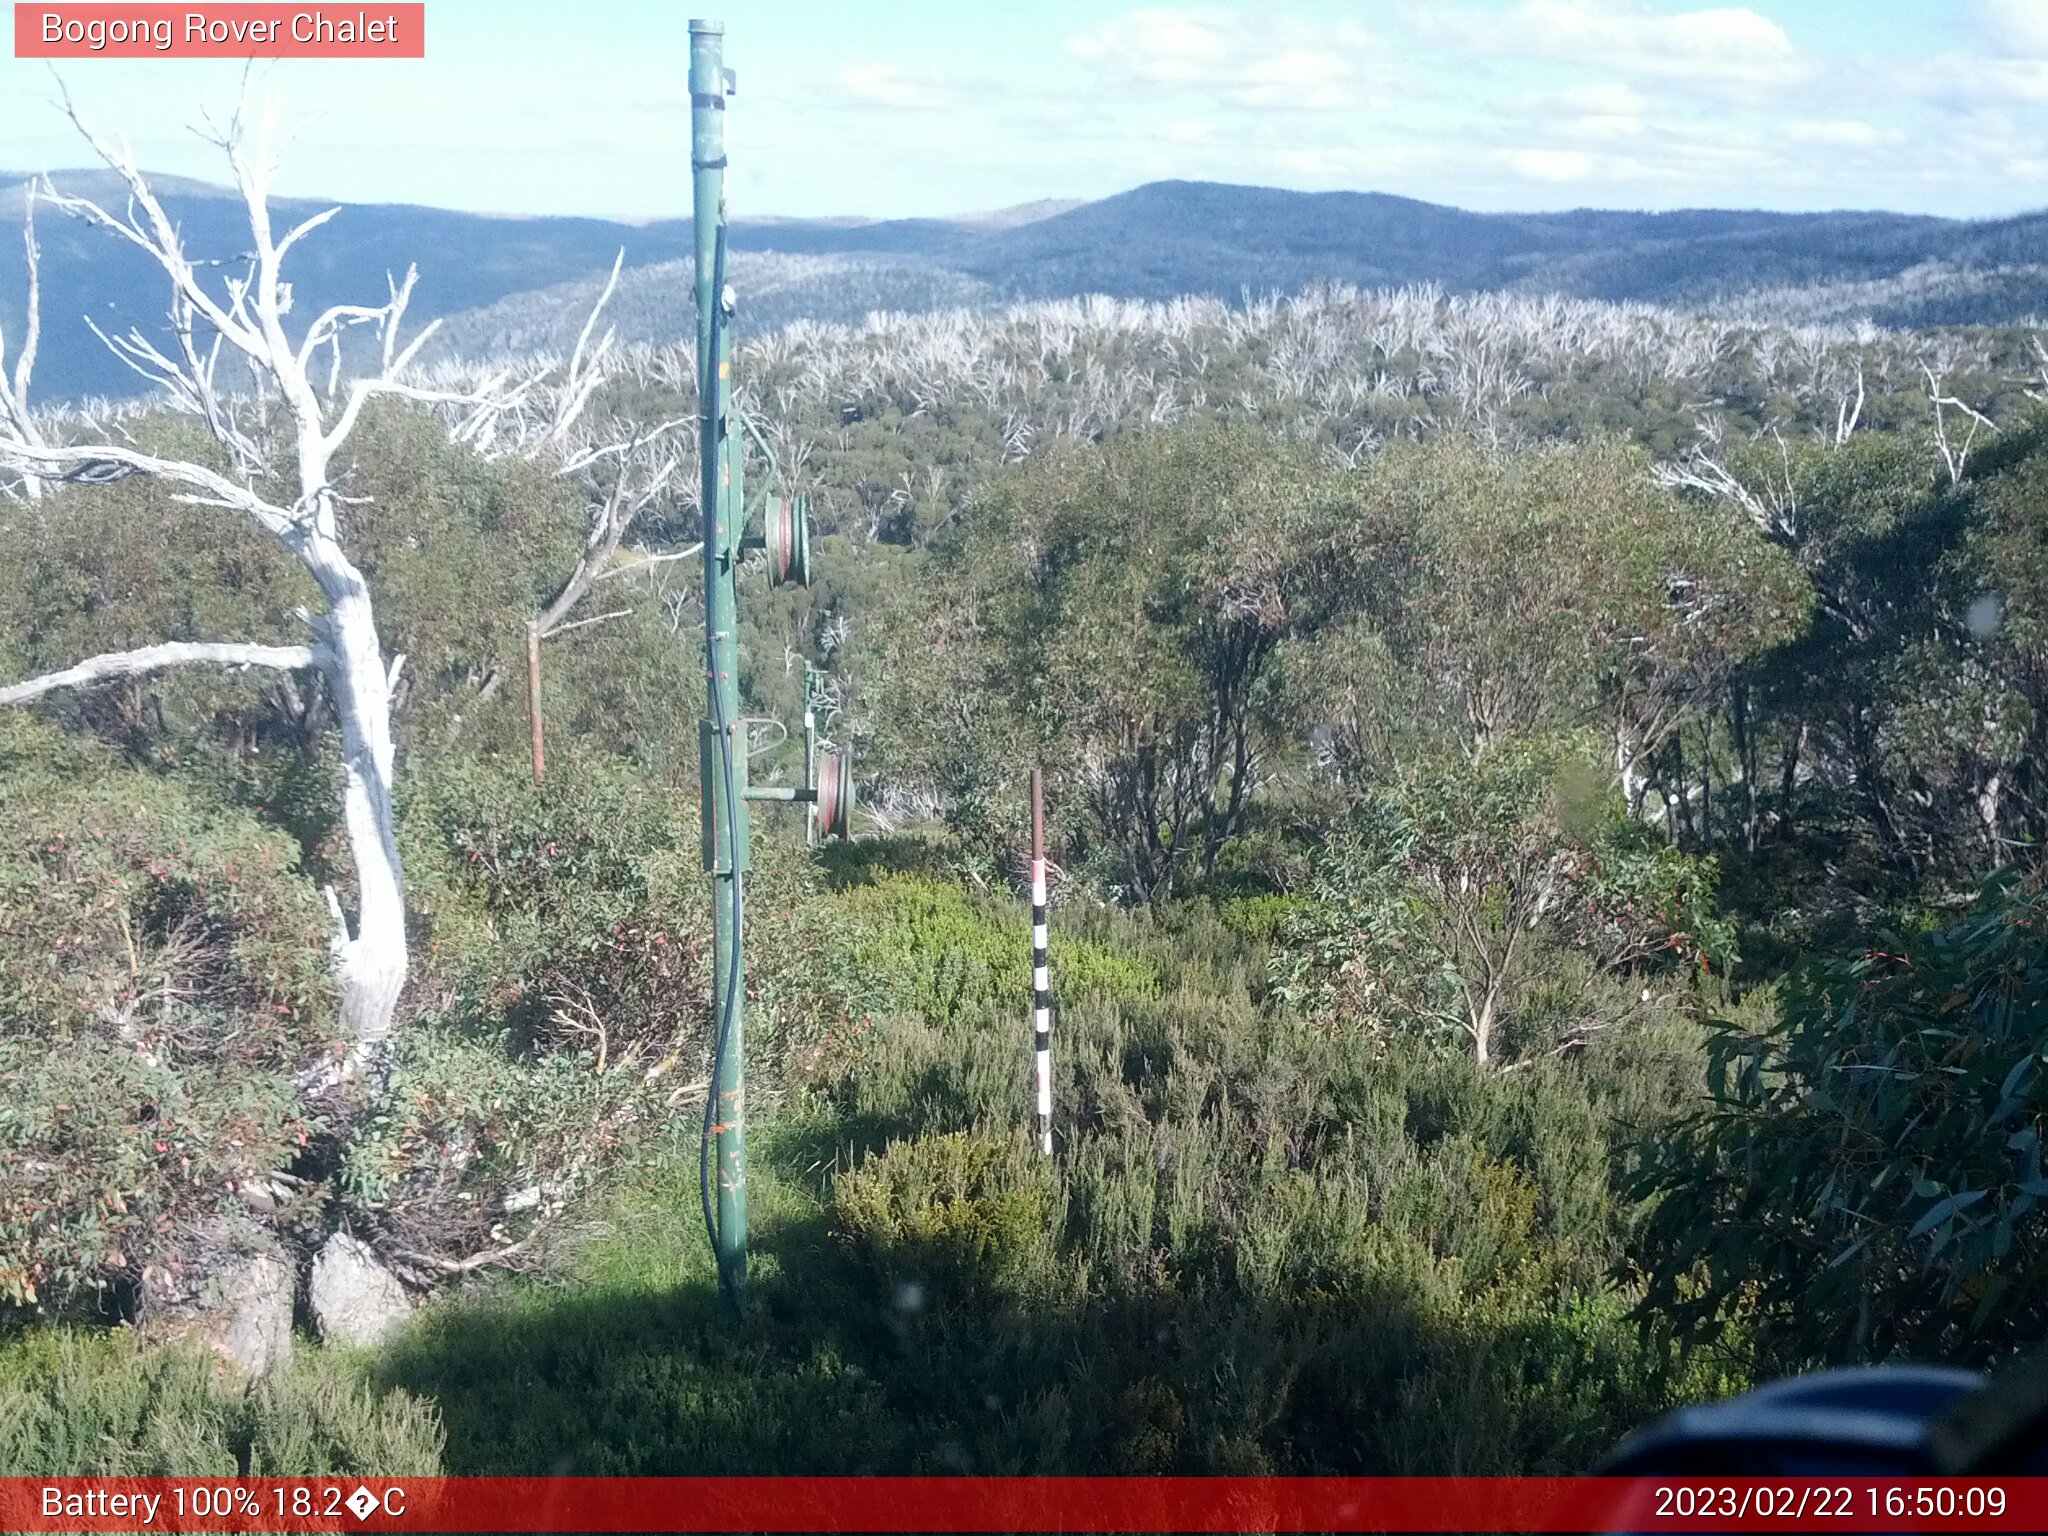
[691, 17, 747, 1306]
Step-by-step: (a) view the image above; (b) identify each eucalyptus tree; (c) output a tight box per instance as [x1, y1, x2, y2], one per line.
[1633, 874, 2048, 1365]
[1275, 734, 1730, 1067]
[1302, 436, 1808, 819]
[885, 422, 1374, 900]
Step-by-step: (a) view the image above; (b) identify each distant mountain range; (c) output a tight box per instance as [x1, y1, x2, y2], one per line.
[5, 173, 2048, 401]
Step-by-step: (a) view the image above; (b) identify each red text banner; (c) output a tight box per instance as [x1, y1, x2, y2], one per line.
[13, 5, 425, 58]
[1, 1476, 2045, 1532]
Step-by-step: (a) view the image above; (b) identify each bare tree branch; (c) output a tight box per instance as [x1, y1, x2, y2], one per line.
[535, 430, 686, 638]
[1652, 419, 1800, 545]
[0, 641, 318, 706]
[0, 439, 296, 537]
[544, 607, 633, 638]
[589, 543, 704, 584]
[1834, 364, 1864, 447]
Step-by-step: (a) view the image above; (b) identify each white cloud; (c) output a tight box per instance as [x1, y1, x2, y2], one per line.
[1547, 81, 1651, 116]
[1248, 48, 1354, 108]
[1783, 119, 1903, 149]
[1270, 142, 1433, 182]
[1497, 80, 1649, 140]
[1891, 48, 2048, 110]
[1064, 8, 1370, 111]
[836, 63, 958, 112]
[1065, 8, 1233, 84]
[1422, 0, 1807, 93]
[1505, 147, 1601, 183]
[1960, 58, 2048, 105]
[1576, 112, 1647, 139]
[1980, 0, 2048, 59]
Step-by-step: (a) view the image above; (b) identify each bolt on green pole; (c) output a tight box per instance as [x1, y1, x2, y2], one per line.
[691, 17, 747, 1309]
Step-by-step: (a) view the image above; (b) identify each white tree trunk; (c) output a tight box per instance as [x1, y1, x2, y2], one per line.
[1978, 772, 2003, 868]
[1471, 993, 1494, 1068]
[1616, 730, 1649, 819]
[0, 641, 315, 705]
[307, 536, 407, 1055]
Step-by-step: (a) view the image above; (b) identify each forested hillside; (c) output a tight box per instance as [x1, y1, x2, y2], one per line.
[434, 186, 2048, 361]
[11, 170, 2048, 400]
[4, 155, 2048, 1478]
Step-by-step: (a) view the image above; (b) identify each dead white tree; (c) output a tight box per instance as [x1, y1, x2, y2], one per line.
[1831, 363, 1865, 447]
[536, 420, 694, 640]
[2024, 336, 2048, 405]
[1923, 361, 1994, 487]
[1652, 417, 1801, 546]
[0, 94, 557, 1069]
[512, 419, 696, 782]
[0, 182, 46, 499]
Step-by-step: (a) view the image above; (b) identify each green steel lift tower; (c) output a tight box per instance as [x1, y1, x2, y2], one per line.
[691, 19, 851, 1311]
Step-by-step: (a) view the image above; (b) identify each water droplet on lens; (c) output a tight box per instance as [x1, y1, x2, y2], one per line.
[1967, 592, 2003, 639]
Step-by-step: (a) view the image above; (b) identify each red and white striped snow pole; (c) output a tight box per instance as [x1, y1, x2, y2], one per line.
[1030, 767, 1052, 1156]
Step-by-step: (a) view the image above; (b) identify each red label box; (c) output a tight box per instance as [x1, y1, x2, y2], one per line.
[13, 4, 425, 58]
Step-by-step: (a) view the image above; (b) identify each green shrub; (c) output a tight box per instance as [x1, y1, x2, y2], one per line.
[1214, 892, 1312, 948]
[0, 719, 334, 1311]
[402, 753, 710, 1060]
[0, 1328, 443, 1475]
[839, 874, 1157, 1028]
[404, 749, 856, 1075]
[0, 718, 333, 1042]
[334, 1016, 678, 1264]
[345, 750, 863, 1264]
[832, 1131, 1060, 1302]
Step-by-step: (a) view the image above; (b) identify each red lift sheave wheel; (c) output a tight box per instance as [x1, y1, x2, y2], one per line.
[766, 492, 810, 587]
[815, 747, 854, 839]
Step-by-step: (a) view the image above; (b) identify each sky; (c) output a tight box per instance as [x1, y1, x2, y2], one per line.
[3, 1, 2048, 221]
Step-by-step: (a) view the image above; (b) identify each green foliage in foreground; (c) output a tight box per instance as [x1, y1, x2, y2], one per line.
[833, 1130, 1062, 1306]
[0, 718, 335, 1311]
[1635, 876, 2048, 1371]
[838, 873, 1158, 1026]
[728, 868, 1737, 1475]
[8, 842, 2038, 1477]
[343, 750, 865, 1267]
[10, 395, 2048, 1479]
[0, 1329, 441, 1476]
[2, 862, 1733, 1478]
